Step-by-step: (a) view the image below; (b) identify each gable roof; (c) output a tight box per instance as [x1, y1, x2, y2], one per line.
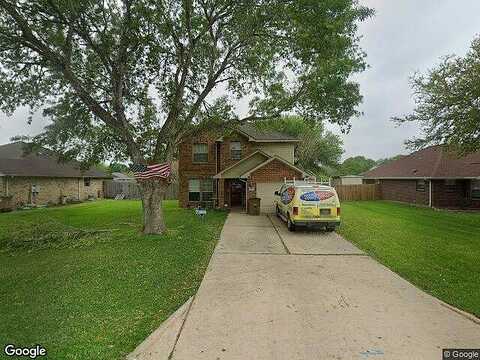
[234, 124, 300, 142]
[213, 150, 271, 179]
[213, 149, 307, 179]
[363, 145, 480, 179]
[241, 155, 308, 178]
[0, 142, 111, 178]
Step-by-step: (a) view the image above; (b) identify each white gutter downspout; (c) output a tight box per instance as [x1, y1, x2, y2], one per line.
[6, 176, 9, 197]
[429, 179, 432, 207]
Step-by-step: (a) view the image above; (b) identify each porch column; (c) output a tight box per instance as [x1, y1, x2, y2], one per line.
[218, 178, 225, 209]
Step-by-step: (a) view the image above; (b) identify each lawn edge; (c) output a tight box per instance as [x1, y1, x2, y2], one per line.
[126, 297, 193, 360]
[341, 234, 480, 324]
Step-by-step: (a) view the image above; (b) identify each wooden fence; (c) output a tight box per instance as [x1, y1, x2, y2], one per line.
[334, 184, 381, 201]
[103, 181, 178, 200]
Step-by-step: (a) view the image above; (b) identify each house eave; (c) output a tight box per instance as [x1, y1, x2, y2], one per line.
[240, 156, 308, 178]
[213, 150, 271, 179]
[0, 173, 112, 179]
[364, 176, 480, 180]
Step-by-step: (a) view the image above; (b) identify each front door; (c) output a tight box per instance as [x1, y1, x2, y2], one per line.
[230, 180, 245, 207]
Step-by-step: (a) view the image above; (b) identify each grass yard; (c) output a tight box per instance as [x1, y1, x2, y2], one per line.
[338, 201, 480, 317]
[0, 200, 227, 360]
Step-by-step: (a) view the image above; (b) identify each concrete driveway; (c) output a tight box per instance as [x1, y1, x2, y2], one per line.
[146, 213, 480, 360]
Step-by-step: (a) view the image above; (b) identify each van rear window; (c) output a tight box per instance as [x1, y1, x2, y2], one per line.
[300, 189, 334, 201]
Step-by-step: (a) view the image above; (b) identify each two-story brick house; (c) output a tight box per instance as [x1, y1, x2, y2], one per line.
[178, 124, 308, 213]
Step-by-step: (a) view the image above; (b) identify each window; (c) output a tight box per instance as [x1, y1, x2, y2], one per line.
[445, 179, 456, 192]
[230, 141, 241, 160]
[193, 143, 208, 163]
[84, 178, 91, 187]
[472, 180, 480, 199]
[188, 178, 213, 202]
[416, 179, 425, 192]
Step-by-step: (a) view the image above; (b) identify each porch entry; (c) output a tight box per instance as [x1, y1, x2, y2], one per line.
[230, 179, 246, 208]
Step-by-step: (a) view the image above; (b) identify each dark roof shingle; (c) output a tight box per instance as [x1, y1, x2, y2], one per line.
[237, 124, 299, 142]
[0, 142, 111, 178]
[363, 145, 480, 179]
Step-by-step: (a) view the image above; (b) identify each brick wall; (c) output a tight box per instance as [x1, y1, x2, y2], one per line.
[379, 178, 480, 209]
[4, 176, 104, 208]
[432, 179, 480, 209]
[178, 132, 218, 208]
[379, 179, 429, 206]
[219, 134, 253, 170]
[250, 159, 303, 183]
[247, 159, 303, 199]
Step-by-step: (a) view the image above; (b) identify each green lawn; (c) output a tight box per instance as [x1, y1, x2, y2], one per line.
[0, 200, 227, 360]
[338, 201, 480, 317]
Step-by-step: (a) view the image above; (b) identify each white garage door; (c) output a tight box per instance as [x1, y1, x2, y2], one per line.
[256, 182, 283, 213]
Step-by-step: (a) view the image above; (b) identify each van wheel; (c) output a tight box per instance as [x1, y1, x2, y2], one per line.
[326, 226, 335, 232]
[287, 215, 295, 232]
[276, 205, 281, 218]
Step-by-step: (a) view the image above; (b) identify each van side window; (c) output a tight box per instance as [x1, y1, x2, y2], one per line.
[281, 186, 295, 204]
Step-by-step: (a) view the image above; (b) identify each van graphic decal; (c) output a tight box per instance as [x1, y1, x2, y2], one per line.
[300, 191, 334, 201]
[281, 187, 295, 204]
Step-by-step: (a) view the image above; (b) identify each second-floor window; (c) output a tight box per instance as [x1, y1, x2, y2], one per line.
[230, 141, 241, 160]
[193, 143, 208, 163]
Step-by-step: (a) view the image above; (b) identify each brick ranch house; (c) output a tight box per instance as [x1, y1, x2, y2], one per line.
[363, 145, 480, 209]
[178, 125, 308, 213]
[0, 142, 111, 209]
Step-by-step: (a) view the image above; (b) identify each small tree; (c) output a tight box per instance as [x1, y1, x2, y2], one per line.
[394, 36, 480, 155]
[0, 0, 372, 234]
[338, 155, 376, 176]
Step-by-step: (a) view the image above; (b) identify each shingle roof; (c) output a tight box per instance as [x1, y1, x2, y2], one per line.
[237, 124, 299, 142]
[0, 142, 111, 178]
[363, 145, 480, 179]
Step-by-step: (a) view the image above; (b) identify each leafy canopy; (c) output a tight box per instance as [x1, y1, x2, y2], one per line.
[337, 155, 376, 176]
[0, 0, 372, 165]
[254, 116, 343, 176]
[394, 36, 480, 155]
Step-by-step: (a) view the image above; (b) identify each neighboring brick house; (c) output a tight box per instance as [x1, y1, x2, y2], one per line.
[178, 124, 307, 213]
[363, 146, 480, 209]
[0, 142, 111, 208]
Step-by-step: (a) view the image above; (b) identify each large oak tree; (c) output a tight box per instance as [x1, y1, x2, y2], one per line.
[395, 36, 480, 155]
[0, 0, 372, 234]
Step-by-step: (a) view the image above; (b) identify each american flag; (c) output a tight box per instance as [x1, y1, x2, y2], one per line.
[130, 163, 171, 180]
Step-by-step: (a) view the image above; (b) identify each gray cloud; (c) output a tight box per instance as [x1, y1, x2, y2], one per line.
[332, 0, 480, 160]
[1, 0, 479, 162]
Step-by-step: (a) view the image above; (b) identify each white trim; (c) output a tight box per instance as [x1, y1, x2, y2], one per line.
[429, 180, 432, 207]
[364, 176, 480, 180]
[248, 139, 300, 143]
[213, 150, 271, 179]
[240, 156, 308, 178]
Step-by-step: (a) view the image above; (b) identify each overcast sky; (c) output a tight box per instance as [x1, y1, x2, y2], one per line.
[1, 0, 479, 161]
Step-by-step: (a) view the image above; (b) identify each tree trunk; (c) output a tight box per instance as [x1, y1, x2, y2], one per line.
[139, 180, 168, 235]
